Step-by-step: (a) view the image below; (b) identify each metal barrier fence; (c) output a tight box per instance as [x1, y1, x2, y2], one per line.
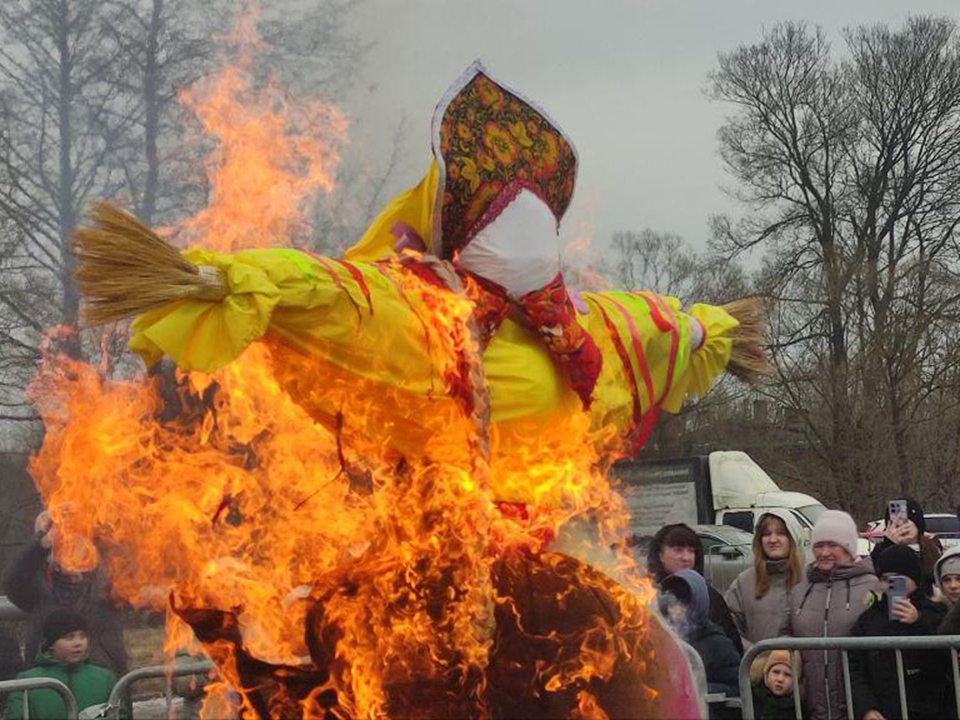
[739, 635, 960, 720]
[0, 677, 79, 719]
[105, 659, 215, 719]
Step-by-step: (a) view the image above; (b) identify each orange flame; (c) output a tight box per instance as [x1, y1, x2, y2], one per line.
[24, 8, 676, 718]
[178, 3, 347, 252]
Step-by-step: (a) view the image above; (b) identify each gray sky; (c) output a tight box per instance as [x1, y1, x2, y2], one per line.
[341, 0, 960, 257]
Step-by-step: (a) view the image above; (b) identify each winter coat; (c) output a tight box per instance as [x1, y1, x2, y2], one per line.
[939, 590, 960, 633]
[726, 509, 803, 649]
[660, 569, 741, 699]
[752, 682, 801, 720]
[647, 523, 744, 654]
[690, 620, 742, 698]
[4, 652, 116, 720]
[726, 559, 793, 648]
[849, 592, 948, 720]
[2, 537, 128, 675]
[783, 559, 879, 720]
[937, 593, 960, 720]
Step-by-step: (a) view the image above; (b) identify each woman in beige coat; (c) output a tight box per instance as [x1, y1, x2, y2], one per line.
[783, 510, 879, 720]
[725, 509, 805, 648]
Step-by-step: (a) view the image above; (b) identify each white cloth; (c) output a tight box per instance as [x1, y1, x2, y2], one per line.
[458, 188, 560, 298]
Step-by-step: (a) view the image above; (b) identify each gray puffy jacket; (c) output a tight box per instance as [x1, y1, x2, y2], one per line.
[725, 559, 793, 648]
[783, 559, 879, 720]
[725, 508, 805, 647]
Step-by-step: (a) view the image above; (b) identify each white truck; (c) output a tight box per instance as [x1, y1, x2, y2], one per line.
[614, 450, 825, 554]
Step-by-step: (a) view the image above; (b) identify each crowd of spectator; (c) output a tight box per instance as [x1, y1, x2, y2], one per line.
[647, 497, 960, 720]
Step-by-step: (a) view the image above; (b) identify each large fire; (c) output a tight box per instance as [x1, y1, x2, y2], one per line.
[24, 9, 692, 720]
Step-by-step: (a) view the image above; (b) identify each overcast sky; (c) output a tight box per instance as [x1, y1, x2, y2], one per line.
[340, 0, 960, 257]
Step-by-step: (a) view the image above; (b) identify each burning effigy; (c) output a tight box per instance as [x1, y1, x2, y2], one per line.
[28, 58, 765, 718]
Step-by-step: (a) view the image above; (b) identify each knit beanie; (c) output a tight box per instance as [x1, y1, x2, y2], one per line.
[764, 649, 801, 681]
[750, 650, 802, 685]
[876, 544, 923, 586]
[936, 549, 960, 586]
[811, 510, 859, 559]
[42, 608, 87, 649]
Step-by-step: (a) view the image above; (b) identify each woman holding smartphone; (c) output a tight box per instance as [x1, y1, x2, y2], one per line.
[870, 497, 942, 593]
[725, 509, 805, 648]
[849, 545, 948, 720]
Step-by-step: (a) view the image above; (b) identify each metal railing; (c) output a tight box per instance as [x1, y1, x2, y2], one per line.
[105, 659, 215, 719]
[0, 677, 79, 719]
[739, 635, 960, 720]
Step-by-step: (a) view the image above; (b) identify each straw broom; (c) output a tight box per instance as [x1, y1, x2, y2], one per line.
[722, 297, 773, 384]
[73, 203, 227, 326]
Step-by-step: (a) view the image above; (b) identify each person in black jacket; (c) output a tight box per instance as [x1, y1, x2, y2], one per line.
[660, 569, 741, 702]
[646, 523, 744, 654]
[870, 497, 942, 594]
[850, 545, 947, 720]
[2, 511, 128, 677]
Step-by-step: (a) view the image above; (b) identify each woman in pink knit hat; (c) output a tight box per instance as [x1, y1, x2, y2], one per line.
[782, 510, 879, 720]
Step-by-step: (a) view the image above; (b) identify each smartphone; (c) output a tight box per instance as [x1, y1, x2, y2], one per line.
[887, 575, 908, 621]
[888, 499, 908, 526]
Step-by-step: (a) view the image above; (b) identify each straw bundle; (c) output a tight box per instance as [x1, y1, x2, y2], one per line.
[73, 203, 227, 326]
[722, 297, 772, 384]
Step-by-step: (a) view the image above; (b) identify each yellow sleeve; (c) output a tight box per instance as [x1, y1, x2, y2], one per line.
[129, 248, 284, 372]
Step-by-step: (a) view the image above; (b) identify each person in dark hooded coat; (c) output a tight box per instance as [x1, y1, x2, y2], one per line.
[660, 569, 741, 699]
[870, 497, 942, 594]
[646, 523, 744, 654]
[849, 544, 947, 720]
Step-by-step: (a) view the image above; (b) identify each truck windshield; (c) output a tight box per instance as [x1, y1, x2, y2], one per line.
[797, 504, 827, 526]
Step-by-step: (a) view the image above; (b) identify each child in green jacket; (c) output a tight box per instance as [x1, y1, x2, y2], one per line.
[6, 608, 117, 719]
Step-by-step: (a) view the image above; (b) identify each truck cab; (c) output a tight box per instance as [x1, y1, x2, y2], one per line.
[616, 450, 825, 556]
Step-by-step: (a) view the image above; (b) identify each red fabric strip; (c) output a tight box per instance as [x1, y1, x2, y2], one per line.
[312, 254, 362, 324]
[334, 258, 374, 316]
[652, 295, 680, 402]
[595, 302, 642, 430]
[628, 408, 660, 456]
[594, 295, 655, 410]
[634, 291, 673, 333]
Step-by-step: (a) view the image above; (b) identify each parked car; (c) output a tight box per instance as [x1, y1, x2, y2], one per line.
[629, 524, 754, 592]
[924, 513, 960, 548]
[696, 524, 754, 591]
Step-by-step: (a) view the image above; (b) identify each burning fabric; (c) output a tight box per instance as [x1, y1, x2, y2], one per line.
[31, 61, 765, 718]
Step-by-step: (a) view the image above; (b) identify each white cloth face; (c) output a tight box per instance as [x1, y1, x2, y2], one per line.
[457, 188, 561, 299]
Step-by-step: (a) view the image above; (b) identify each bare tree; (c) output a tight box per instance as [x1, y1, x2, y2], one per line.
[710, 17, 960, 516]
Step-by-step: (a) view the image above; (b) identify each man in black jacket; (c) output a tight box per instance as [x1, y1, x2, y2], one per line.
[850, 545, 947, 720]
[2, 512, 128, 676]
[645, 523, 744, 654]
